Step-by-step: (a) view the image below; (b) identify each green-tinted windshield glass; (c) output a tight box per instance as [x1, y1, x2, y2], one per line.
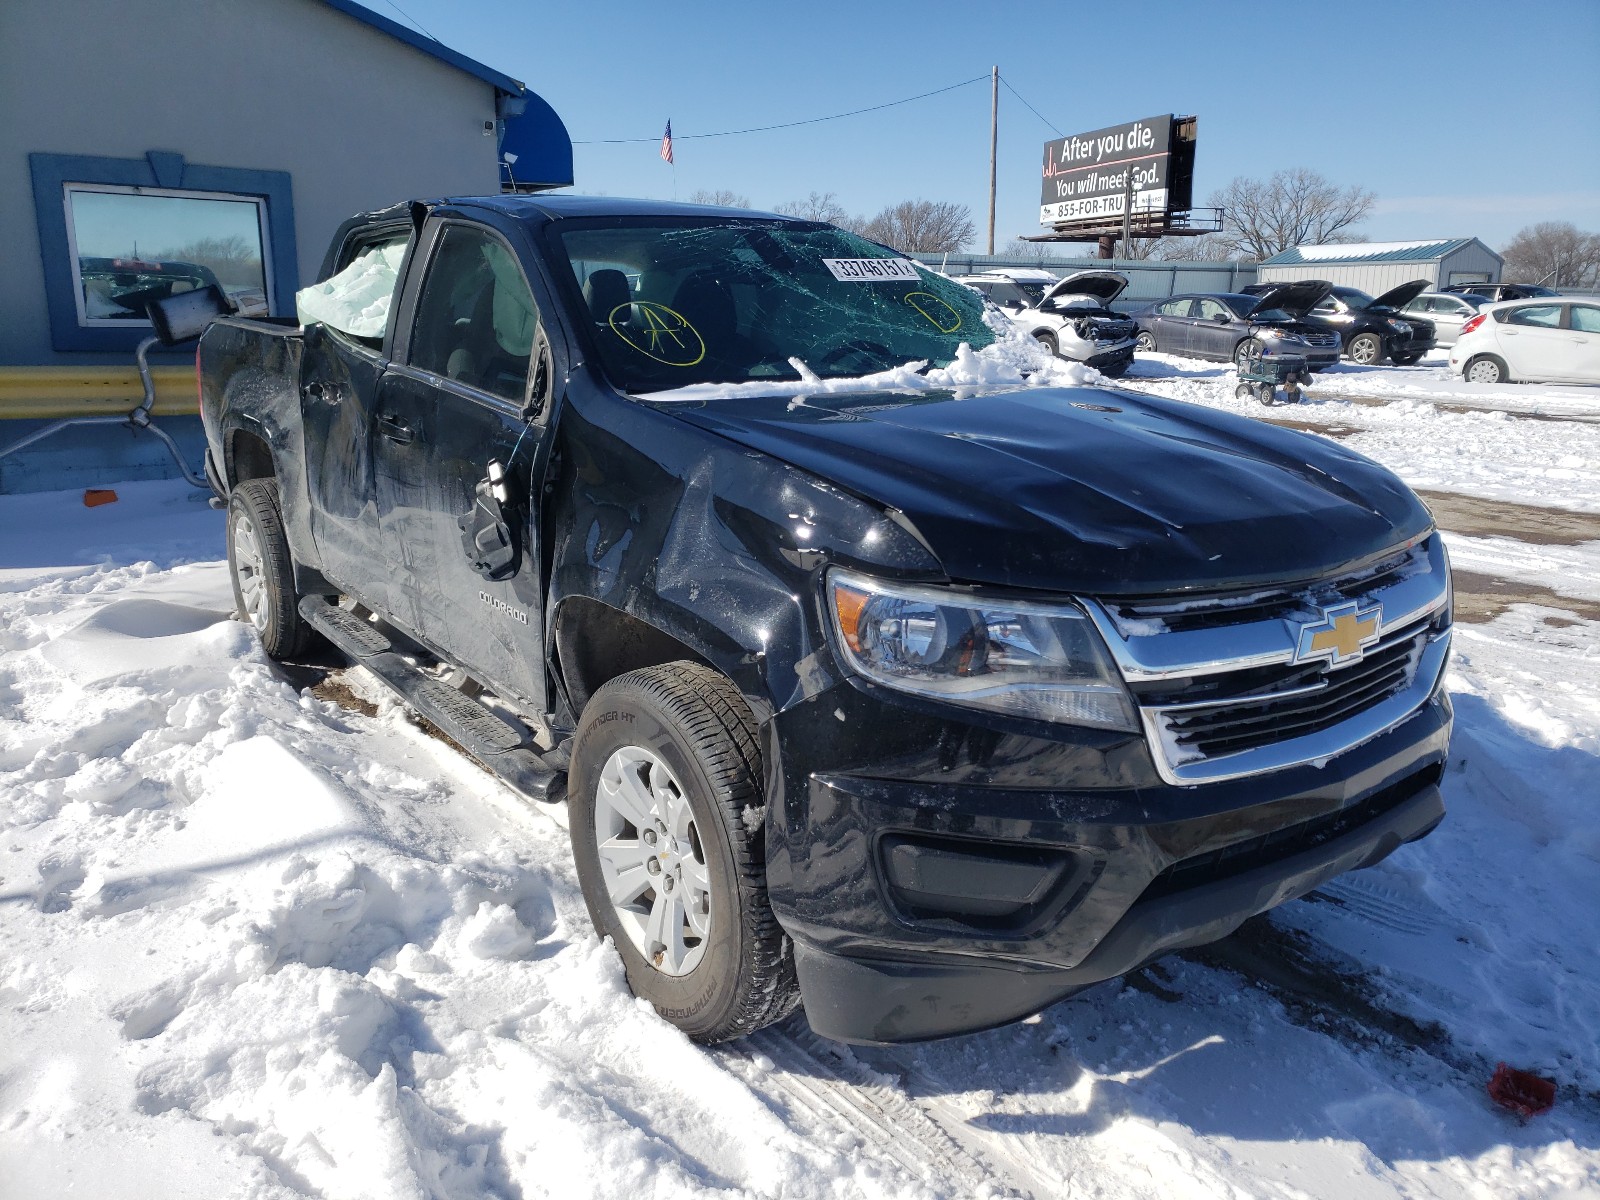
[553, 218, 993, 392]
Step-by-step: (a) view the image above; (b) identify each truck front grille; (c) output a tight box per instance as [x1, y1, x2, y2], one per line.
[1084, 535, 1452, 785]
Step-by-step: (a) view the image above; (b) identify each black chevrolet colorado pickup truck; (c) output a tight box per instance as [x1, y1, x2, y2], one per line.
[196, 195, 1453, 1045]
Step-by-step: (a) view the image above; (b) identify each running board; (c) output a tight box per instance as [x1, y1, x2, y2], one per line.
[298, 595, 565, 803]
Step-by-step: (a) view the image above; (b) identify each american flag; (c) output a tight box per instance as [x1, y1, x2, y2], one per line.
[659, 120, 674, 165]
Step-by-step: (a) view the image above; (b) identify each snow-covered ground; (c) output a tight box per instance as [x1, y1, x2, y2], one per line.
[3, 350, 1599, 1199]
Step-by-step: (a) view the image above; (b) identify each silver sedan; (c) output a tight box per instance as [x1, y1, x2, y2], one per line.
[1399, 291, 1492, 347]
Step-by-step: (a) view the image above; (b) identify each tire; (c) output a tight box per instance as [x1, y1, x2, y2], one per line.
[227, 478, 315, 659]
[1348, 332, 1385, 366]
[1256, 383, 1278, 406]
[1392, 354, 1422, 366]
[1099, 358, 1129, 378]
[1234, 383, 1253, 400]
[568, 662, 799, 1042]
[1135, 331, 1156, 353]
[1465, 354, 1509, 384]
[1033, 330, 1059, 357]
[1232, 337, 1263, 368]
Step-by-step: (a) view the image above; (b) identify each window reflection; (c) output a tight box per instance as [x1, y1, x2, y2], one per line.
[66, 186, 270, 324]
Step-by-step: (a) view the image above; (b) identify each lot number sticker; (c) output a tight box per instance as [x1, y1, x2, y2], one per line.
[823, 258, 921, 282]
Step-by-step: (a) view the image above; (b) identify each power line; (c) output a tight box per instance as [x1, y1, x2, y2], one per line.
[379, 0, 441, 43]
[572, 75, 990, 145]
[999, 74, 1062, 137]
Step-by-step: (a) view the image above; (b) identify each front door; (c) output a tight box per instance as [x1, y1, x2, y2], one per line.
[1189, 297, 1237, 360]
[374, 221, 553, 713]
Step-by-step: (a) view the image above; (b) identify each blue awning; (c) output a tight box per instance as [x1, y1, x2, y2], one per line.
[500, 92, 573, 190]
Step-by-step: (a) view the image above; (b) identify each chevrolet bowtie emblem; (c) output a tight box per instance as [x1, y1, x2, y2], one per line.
[1294, 600, 1383, 666]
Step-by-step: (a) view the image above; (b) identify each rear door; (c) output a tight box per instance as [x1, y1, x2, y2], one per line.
[372, 216, 558, 712]
[300, 224, 412, 610]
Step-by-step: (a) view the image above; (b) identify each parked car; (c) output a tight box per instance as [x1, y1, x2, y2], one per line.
[1449, 297, 1600, 384]
[961, 267, 1139, 375]
[1133, 283, 1341, 370]
[1244, 280, 1436, 365]
[194, 195, 1453, 1046]
[1443, 283, 1558, 303]
[1398, 291, 1493, 347]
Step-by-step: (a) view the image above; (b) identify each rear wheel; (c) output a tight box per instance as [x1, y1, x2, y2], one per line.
[568, 662, 799, 1042]
[1348, 332, 1385, 365]
[1465, 354, 1509, 384]
[227, 478, 314, 660]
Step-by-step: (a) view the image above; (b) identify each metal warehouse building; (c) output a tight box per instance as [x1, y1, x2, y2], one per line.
[0, 0, 571, 493]
[1256, 239, 1504, 294]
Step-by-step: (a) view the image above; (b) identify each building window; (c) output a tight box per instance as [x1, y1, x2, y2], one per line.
[29, 151, 297, 354]
[65, 185, 274, 326]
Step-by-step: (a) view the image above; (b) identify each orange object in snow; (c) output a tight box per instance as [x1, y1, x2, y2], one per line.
[83, 489, 119, 507]
[1487, 1063, 1556, 1117]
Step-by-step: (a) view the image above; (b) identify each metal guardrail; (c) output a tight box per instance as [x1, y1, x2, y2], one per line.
[0, 364, 195, 420]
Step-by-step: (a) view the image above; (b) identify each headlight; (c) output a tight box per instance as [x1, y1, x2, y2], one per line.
[1388, 319, 1412, 333]
[827, 570, 1138, 732]
[1262, 329, 1303, 343]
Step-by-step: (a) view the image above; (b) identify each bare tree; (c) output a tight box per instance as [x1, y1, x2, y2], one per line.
[1207, 168, 1375, 262]
[773, 191, 855, 227]
[858, 200, 976, 254]
[686, 188, 751, 208]
[1146, 233, 1240, 262]
[158, 234, 263, 287]
[999, 237, 1054, 263]
[1501, 221, 1600, 288]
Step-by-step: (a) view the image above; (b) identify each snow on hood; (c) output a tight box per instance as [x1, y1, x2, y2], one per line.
[637, 314, 1103, 404]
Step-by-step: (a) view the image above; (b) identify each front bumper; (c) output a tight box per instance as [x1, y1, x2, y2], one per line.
[1083, 341, 1137, 370]
[770, 687, 1450, 1043]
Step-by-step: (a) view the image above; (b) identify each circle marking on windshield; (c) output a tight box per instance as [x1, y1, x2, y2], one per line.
[904, 292, 962, 334]
[609, 301, 706, 366]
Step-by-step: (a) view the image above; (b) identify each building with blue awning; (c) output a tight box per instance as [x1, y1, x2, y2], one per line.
[0, 0, 571, 492]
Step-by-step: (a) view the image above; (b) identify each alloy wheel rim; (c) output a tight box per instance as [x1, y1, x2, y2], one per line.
[1352, 338, 1377, 364]
[231, 512, 268, 632]
[593, 745, 711, 977]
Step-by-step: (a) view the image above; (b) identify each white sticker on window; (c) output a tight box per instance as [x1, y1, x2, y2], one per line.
[823, 258, 921, 282]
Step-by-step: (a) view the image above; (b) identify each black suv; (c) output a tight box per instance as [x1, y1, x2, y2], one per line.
[1443, 283, 1558, 303]
[1244, 279, 1436, 365]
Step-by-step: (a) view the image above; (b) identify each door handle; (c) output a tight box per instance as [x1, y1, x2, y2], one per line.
[377, 413, 415, 444]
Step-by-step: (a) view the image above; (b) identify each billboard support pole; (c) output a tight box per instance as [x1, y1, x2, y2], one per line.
[1121, 170, 1133, 258]
[987, 66, 998, 255]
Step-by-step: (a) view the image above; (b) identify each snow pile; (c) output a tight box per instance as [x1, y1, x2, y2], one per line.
[641, 317, 1100, 404]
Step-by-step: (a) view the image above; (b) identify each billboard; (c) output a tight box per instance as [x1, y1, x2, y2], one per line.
[1040, 115, 1195, 228]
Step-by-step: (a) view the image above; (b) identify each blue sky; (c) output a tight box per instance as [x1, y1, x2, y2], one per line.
[389, 0, 1599, 252]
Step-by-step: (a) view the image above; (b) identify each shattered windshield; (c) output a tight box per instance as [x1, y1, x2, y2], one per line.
[550, 217, 993, 393]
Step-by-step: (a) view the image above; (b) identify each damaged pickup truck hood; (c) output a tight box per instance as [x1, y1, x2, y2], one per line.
[664, 386, 1432, 596]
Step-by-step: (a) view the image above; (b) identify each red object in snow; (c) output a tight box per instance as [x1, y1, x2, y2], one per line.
[1487, 1063, 1556, 1117]
[83, 488, 119, 508]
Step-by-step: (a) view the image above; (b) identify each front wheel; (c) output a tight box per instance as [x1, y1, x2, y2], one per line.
[1392, 353, 1422, 366]
[1135, 331, 1156, 353]
[227, 478, 315, 659]
[568, 662, 799, 1042]
[1033, 330, 1059, 357]
[1348, 332, 1386, 365]
[1465, 354, 1509, 384]
[1233, 337, 1263, 368]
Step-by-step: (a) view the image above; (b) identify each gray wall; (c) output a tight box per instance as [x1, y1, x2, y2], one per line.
[0, 0, 505, 366]
[913, 254, 1261, 310]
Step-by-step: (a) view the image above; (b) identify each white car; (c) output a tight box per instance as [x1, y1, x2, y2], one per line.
[960, 267, 1138, 376]
[1449, 297, 1600, 385]
[1399, 290, 1492, 347]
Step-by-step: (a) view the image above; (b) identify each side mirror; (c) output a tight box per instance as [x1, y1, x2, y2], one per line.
[1213, 313, 1231, 323]
[146, 284, 234, 345]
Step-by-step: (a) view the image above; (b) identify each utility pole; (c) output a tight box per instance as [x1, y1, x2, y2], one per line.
[987, 66, 998, 255]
